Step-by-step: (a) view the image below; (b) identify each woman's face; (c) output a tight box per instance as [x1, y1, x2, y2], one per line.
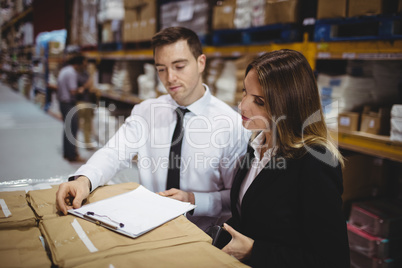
[238, 68, 271, 131]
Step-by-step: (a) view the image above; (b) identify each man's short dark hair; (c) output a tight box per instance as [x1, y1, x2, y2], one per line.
[151, 27, 203, 60]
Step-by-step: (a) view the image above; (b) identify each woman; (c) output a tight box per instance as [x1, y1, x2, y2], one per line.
[221, 49, 350, 267]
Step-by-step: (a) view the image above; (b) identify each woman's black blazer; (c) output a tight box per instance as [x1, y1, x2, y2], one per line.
[227, 146, 350, 268]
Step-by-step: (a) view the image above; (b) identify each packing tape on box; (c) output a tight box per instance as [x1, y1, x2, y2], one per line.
[71, 219, 98, 253]
[0, 199, 11, 217]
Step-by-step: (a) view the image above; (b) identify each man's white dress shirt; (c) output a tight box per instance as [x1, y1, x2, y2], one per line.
[73, 85, 249, 230]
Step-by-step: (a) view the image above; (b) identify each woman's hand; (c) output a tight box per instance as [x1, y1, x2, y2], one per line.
[222, 223, 254, 261]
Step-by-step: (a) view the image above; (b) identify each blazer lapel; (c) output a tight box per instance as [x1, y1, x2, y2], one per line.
[240, 156, 289, 216]
[231, 145, 255, 219]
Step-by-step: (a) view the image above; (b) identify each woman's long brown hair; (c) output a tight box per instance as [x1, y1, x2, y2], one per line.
[246, 49, 344, 167]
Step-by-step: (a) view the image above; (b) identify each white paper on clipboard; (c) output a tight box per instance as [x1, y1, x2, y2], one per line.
[68, 185, 196, 238]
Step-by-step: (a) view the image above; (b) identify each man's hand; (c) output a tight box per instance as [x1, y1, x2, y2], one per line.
[158, 188, 195, 205]
[56, 176, 91, 215]
[222, 223, 254, 261]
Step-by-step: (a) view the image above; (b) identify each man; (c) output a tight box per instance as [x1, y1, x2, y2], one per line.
[56, 27, 248, 231]
[57, 54, 87, 162]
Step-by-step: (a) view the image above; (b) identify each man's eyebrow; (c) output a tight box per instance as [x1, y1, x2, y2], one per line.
[155, 59, 188, 66]
[172, 59, 188, 64]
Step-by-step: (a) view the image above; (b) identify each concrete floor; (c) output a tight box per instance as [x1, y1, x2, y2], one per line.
[0, 83, 137, 191]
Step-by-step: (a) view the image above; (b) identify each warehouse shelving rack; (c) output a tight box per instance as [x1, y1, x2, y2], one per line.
[81, 35, 402, 163]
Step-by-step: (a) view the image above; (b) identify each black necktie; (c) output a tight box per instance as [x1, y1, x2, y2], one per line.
[166, 107, 190, 190]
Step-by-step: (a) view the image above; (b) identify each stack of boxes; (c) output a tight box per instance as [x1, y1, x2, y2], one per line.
[159, 0, 210, 38]
[123, 0, 157, 43]
[317, 0, 347, 19]
[212, 0, 301, 30]
[317, 0, 399, 19]
[70, 0, 98, 47]
[337, 106, 391, 135]
[0, 0, 34, 49]
[0, 191, 52, 267]
[98, 0, 125, 44]
[347, 199, 402, 267]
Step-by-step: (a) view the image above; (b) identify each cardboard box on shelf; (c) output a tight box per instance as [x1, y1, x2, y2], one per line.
[123, 0, 156, 42]
[160, 0, 210, 36]
[338, 112, 360, 132]
[138, 0, 156, 41]
[212, 0, 236, 30]
[360, 107, 391, 135]
[342, 153, 388, 208]
[348, 0, 399, 17]
[317, 0, 347, 19]
[264, 0, 300, 25]
[123, 9, 138, 42]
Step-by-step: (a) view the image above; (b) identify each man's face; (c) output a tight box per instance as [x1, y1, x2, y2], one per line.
[154, 40, 206, 106]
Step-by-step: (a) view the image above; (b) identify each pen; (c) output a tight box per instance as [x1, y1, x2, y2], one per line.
[83, 213, 121, 230]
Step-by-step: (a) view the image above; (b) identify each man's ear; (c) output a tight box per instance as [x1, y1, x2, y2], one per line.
[197, 54, 206, 73]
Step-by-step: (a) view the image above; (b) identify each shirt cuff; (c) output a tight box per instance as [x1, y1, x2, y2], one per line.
[69, 173, 95, 193]
[192, 192, 220, 217]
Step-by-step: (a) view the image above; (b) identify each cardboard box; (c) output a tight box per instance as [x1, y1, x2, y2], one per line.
[360, 113, 382, 134]
[212, 0, 236, 30]
[342, 154, 388, 208]
[348, 0, 399, 17]
[317, 0, 347, 19]
[73, 241, 248, 268]
[123, 0, 156, 42]
[0, 228, 52, 267]
[338, 112, 360, 132]
[138, 0, 156, 41]
[40, 215, 211, 267]
[0, 191, 36, 229]
[264, 0, 300, 25]
[160, 0, 210, 35]
[123, 10, 137, 42]
[360, 108, 390, 135]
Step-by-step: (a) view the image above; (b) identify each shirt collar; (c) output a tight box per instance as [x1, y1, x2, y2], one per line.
[170, 84, 211, 116]
[250, 131, 276, 160]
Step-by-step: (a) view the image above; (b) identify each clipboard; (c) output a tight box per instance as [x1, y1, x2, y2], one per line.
[68, 185, 196, 238]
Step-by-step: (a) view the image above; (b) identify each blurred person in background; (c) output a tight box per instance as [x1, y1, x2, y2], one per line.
[56, 27, 249, 231]
[57, 54, 87, 162]
[220, 49, 350, 267]
[76, 58, 97, 150]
